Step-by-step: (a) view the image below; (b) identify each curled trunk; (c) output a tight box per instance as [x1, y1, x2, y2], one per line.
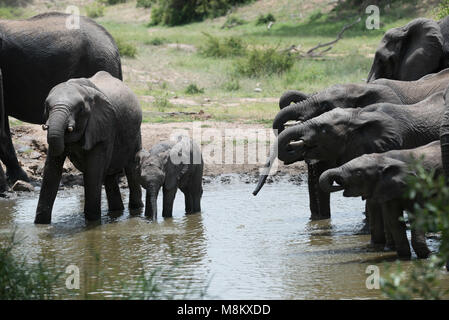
[47, 107, 70, 157]
[318, 168, 345, 193]
[279, 90, 308, 109]
[253, 143, 278, 196]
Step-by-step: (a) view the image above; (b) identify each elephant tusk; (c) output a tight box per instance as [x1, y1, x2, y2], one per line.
[285, 120, 302, 127]
[67, 126, 74, 132]
[42, 124, 49, 130]
[289, 140, 304, 148]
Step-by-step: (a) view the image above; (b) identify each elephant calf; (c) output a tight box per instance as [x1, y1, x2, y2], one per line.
[319, 141, 442, 260]
[137, 138, 204, 218]
[35, 71, 144, 224]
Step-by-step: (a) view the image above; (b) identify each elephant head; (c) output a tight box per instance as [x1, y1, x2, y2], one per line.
[43, 79, 114, 157]
[367, 18, 446, 82]
[272, 83, 400, 136]
[319, 155, 409, 202]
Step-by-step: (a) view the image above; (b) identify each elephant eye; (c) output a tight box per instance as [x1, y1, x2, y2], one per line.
[356, 170, 363, 177]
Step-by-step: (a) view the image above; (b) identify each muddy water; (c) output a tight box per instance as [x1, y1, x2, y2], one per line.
[1, 175, 448, 299]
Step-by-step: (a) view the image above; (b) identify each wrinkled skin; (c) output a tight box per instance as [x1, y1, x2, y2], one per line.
[367, 17, 449, 82]
[255, 69, 449, 219]
[272, 92, 444, 231]
[0, 12, 122, 191]
[34, 71, 143, 224]
[319, 141, 442, 260]
[137, 138, 204, 219]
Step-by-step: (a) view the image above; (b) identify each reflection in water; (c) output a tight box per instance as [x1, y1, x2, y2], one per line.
[0, 176, 448, 299]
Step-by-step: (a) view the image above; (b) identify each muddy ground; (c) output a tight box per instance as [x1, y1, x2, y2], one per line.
[6, 122, 306, 192]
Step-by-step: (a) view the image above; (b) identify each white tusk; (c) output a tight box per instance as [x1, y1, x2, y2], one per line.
[42, 124, 49, 130]
[67, 126, 74, 132]
[289, 140, 304, 148]
[285, 120, 302, 127]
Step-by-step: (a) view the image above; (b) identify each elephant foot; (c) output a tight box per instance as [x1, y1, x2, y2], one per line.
[414, 247, 431, 259]
[85, 210, 101, 221]
[129, 199, 144, 210]
[356, 221, 370, 235]
[369, 241, 385, 251]
[385, 241, 396, 252]
[6, 167, 30, 184]
[396, 248, 412, 260]
[34, 212, 51, 224]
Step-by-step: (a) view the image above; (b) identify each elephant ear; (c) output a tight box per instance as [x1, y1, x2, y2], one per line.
[79, 84, 116, 151]
[348, 108, 402, 155]
[373, 160, 408, 202]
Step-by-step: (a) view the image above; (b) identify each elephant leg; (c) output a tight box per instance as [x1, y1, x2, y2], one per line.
[0, 165, 7, 193]
[181, 187, 193, 214]
[382, 200, 411, 259]
[104, 174, 124, 211]
[162, 187, 177, 218]
[307, 161, 330, 220]
[366, 199, 386, 249]
[125, 164, 144, 210]
[411, 228, 431, 259]
[385, 228, 395, 251]
[83, 145, 107, 221]
[35, 154, 66, 224]
[0, 119, 29, 184]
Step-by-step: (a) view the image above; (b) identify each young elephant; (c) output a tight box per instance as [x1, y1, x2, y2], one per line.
[319, 141, 442, 259]
[34, 71, 144, 224]
[137, 138, 203, 219]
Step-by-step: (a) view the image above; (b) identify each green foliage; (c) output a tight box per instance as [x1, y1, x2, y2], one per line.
[100, 0, 128, 5]
[154, 93, 174, 112]
[223, 77, 240, 91]
[115, 38, 137, 58]
[199, 33, 246, 58]
[221, 15, 246, 29]
[148, 0, 253, 26]
[136, 0, 154, 8]
[185, 83, 204, 94]
[0, 232, 61, 300]
[85, 2, 105, 19]
[433, 0, 449, 20]
[235, 48, 294, 77]
[145, 37, 167, 45]
[0, 6, 23, 18]
[255, 13, 275, 25]
[0, 0, 31, 7]
[380, 160, 449, 299]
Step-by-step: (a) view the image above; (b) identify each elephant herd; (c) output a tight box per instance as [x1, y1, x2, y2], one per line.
[0, 12, 203, 223]
[1, 11, 449, 266]
[254, 16, 449, 265]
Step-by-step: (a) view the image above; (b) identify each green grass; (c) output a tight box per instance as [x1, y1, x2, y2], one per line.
[84, 2, 105, 19]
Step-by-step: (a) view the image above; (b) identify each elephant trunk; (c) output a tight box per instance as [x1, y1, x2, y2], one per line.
[276, 124, 307, 164]
[367, 62, 379, 83]
[47, 106, 70, 157]
[279, 90, 308, 109]
[440, 105, 449, 182]
[145, 185, 160, 218]
[253, 143, 278, 196]
[318, 168, 345, 193]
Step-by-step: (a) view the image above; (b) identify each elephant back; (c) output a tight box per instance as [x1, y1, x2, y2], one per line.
[438, 15, 449, 68]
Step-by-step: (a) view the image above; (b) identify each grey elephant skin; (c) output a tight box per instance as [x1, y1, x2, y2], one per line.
[319, 141, 442, 260]
[271, 92, 444, 235]
[34, 71, 143, 224]
[0, 12, 122, 192]
[255, 69, 449, 220]
[368, 16, 449, 82]
[137, 139, 204, 219]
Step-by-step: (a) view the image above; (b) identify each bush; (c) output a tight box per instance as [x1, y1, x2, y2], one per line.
[185, 83, 204, 94]
[200, 33, 246, 58]
[255, 13, 275, 25]
[221, 15, 246, 29]
[236, 48, 294, 77]
[145, 37, 167, 45]
[148, 0, 254, 26]
[85, 2, 105, 18]
[115, 38, 137, 58]
[0, 6, 22, 18]
[380, 160, 449, 299]
[434, 0, 449, 20]
[100, 0, 128, 5]
[223, 78, 240, 91]
[136, 0, 154, 8]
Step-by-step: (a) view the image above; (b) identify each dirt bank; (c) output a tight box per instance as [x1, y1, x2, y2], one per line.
[7, 121, 306, 190]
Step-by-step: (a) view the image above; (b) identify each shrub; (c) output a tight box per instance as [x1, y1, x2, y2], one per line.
[136, 0, 154, 8]
[115, 38, 137, 58]
[223, 78, 240, 91]
[221, 15, 246, 29]
[0, 6, 23, 18]
[236, 48, 294, 77]
[434, 0, 449, 20]
[200, 33, 246, 58]
[145, 37, 167, 45]
[185, 83, 204, 94]
[85, 2, 105, 18]
[255, 13, 275, 25]
[100, 0, 128, 5]
[148, 0, 254, 26]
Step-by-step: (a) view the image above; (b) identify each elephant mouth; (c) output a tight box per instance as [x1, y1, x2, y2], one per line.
[328, 176, 345, 193]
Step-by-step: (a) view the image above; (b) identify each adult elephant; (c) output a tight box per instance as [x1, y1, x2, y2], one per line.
[319, 141, 442, 259]
[367, 16, 449, 82]
[0, 12, 122, 191]
[255, 69, 449, 220]
[270, 92, 444, 244]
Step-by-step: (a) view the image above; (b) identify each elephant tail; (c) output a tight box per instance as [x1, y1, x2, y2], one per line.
[0, 69, 5, 138]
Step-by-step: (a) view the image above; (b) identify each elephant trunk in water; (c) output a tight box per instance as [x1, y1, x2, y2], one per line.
[47, 105, 70, 157]
[253, 142, 278, 196]
[145, 185, 160, 218]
